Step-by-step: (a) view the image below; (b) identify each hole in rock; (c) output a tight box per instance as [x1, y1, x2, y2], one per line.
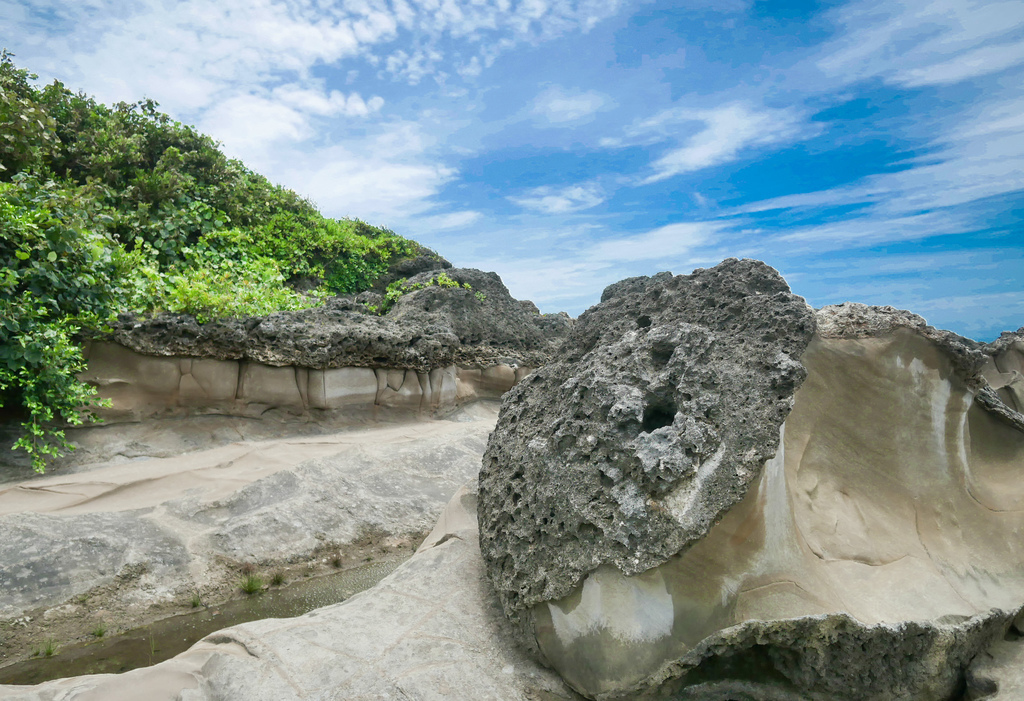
[642, 400, 676, 433]
[651, 342, 674, 368]
[637, 315, 652, 328]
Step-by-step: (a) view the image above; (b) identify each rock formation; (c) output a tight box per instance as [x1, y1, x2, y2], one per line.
[102, 267, 567, 372]
[478, 260, 1024, 699]
[0, 486, 582, 701]
[68, 268, 571, 425]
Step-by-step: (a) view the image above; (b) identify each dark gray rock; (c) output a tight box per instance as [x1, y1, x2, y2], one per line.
[101, 268, 569, 372]
[390, 268, 570, 365]
[630, 611, 1013, 701]
[369, 245, 452, 291]
[477, 258, 816, 634]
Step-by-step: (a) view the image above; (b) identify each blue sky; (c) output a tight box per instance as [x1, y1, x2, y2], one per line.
[3, 0, 1022, 340]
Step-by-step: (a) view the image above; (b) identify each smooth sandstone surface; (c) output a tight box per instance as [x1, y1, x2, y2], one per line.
[533, 329, 1024, 699]
[0, 405, 500, 621]
[0, 487, 582, 701]
[78, 340, 526, 424]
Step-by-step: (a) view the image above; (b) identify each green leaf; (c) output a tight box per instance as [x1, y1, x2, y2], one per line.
[46, 251, 57, 262]
[15, 250, 30, 260]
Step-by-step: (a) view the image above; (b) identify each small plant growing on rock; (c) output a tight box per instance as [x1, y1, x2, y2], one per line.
[331, 555, 342, 568]
[239, 562, 257, 576]
[91, 623, 106, 638]
[271, 570, 286, 586]
[240, 574, 264, 595]
[34, 639, 57, 657]
[190, 591, 203, 608]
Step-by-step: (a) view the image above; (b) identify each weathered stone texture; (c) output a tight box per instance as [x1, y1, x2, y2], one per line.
[101, 268, 570, 373]
[477, 258, 816, 632]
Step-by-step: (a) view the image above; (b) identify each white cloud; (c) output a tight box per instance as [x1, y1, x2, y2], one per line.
[589, 222, 724, 262]
[531, 85, 611, 124]
[818, 0, 1024, 87]
[271, 85, 384, 117]
[897, 40, 1024, 87]
[414, 210, 484, 230]
[509, 183, 605, 213]
[734, 87, 1024, 250]
[628, 103, 805, 183]
[461, 219, 726, 311]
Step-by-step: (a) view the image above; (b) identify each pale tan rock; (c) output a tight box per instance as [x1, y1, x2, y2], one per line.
[429, 366, 458, 409]
[0, 485, 581, 701]
[179, 358, 239, 403]
[457, 367, 482, 401]
[321, 367, 378, 408]
[377, 369, 423, 409]
[480, 364, 517, 393]
[237, 363, 303, 408]
[530, 329, 1024, 699]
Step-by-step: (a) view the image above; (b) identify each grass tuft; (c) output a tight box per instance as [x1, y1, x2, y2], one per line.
[271, 570, 285, 586]
[91, 623, 107, 638]
[240, 574, 264, 595]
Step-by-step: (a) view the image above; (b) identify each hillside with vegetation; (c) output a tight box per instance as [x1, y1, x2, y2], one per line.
[0, 52, 436, 471]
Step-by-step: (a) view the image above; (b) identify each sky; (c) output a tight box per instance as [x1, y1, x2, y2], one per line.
[3, 0, 1023, 340]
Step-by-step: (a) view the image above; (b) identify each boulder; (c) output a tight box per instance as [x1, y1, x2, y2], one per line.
[478, 261, 1024, 699]
[478, 258, 816, 636]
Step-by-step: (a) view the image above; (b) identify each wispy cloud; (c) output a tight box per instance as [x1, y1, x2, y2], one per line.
[531, 85, 612, 124]
[818, 0, 1024, 87]
[620, 103, 806, 183]
[508, 183, 605, 213]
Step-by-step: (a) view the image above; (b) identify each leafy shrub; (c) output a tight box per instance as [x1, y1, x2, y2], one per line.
[0, 52, 427, 472]
[158, 233, 327, 322]
[0, 175, 124, 471]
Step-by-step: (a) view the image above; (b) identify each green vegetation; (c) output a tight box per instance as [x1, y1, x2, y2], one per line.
[240, 574, 264, 595]
[33, 639, 57, 658]
[0, 52, 426, 471]
[270, 570, 286, 587]
[91, 623, 106, 638]
[372, 271, 477, 315]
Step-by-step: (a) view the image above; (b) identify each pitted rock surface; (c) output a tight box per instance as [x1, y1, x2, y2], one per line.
[390, 268, 572, 366]
[102, 268, 568, 372]
[477, 258, 815, 632]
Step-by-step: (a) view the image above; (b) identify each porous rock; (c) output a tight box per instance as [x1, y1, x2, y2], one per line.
[102, 268, 569, 373]
[480, 272, 1024, 700]
[477, 258, 816, 633]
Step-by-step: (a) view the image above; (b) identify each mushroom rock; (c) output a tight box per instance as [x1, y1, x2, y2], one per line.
[477, 260, 1024, 700]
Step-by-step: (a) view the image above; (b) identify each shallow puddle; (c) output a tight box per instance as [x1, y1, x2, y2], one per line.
[0, 555, 406, 686]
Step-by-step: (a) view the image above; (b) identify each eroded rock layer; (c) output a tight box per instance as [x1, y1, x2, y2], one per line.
[102, 268, 571, 372]
[481, 290, 1024, 699]
[80, 340, 530, 422]
[477, 259, 817, 636]
[532, 327, 1024, 699]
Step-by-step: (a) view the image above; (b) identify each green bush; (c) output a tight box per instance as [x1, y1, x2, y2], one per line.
[0, 175, 121, 471]
[0, 52, 428, 472]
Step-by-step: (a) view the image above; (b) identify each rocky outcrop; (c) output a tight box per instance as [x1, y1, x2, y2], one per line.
[372, 245, 453, 289]
[478, 261, 1024, 699]
[74, 268, 567, 424]
[102, 268, 570, 372]
[0, 405, 500, 658]
[478, 259, 816, 636]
